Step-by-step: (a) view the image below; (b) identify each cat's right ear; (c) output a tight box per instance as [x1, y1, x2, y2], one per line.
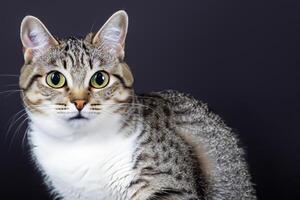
[92, 10, 128, 60]
[20, 16, 59, 63]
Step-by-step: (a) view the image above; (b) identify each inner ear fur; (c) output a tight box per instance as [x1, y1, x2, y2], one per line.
[20, 15, 59, 63]
[92, 10, 128, 60]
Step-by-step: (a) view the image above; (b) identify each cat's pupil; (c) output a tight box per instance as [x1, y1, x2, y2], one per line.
[51, 72, 61, 85]
[95, 72, 104, 85]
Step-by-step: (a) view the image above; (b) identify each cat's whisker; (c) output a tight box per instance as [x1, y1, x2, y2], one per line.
[87, 104, 157, 133]
[0, 89, 22, 95]
[8, 117, 28, 151]
[1, 83, 19, 87]
[23, 105, 50, 111]
[95, 102, 149, 111]
[0, 89, 21, 98]
[99, 109, 138, 134]
[5, 109, 27, 142]
[0, 74, 19, 77]
[5, 105, 46, 145]
[6, 112, 27, 137]
[89, 20, 96, 34]
[5, 91, 22, 98]
[128, 94, 162, 101]
[98, 102, 165, 119]
[6, 105, 50, 151]
[21, 126, 30, 150]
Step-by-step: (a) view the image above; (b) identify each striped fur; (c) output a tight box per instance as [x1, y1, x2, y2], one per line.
[19, 11, 256, 200]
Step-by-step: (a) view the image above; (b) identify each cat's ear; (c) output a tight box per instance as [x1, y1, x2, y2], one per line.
[20, 16, 59, 63]
[92, 10, 128, 60]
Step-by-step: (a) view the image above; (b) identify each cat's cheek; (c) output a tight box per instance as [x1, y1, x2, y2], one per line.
[112, 88, 132, 103]
[23, 90, 45, 108]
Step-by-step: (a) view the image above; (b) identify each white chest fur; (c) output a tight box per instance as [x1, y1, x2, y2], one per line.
[28, 117, 138, 200]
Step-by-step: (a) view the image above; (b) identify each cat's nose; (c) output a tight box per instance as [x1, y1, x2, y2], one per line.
[72, 100, 87, 111]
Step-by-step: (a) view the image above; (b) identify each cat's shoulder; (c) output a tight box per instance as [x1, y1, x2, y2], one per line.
[139, 90, 204, 105]
[139, 90, 228, 129]
[150, 90, 205, 105]
[139, 90, 210, 115]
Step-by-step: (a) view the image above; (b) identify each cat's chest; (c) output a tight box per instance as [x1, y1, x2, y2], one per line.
[29, 128, 138, 200]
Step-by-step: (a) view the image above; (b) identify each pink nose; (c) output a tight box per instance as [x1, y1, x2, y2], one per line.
[73, 100, 86, 111]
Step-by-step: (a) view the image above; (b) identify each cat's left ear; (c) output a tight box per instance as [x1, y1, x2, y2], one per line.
[92, 10, 128, 60]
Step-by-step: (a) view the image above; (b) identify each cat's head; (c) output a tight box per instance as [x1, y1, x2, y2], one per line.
[19, 11, 134, 137]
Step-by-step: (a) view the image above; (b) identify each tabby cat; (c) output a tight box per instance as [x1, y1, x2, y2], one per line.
[19, 10, 256, 200]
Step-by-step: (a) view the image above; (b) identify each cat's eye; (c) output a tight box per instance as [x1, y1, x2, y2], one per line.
[46, 71, 66, 88]
[90, 71, 110, 89]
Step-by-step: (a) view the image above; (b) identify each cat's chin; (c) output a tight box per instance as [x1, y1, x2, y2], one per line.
[65, 112, 94, 129]
[68, 114, 89, 121]
[67, 118, 90, 129]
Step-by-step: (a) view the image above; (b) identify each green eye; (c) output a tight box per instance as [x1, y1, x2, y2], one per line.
[90, 71, 110, 89]
[46, 71, 66, 88]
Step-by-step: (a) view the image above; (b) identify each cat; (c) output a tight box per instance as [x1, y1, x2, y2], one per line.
[19, 10, 256, 200]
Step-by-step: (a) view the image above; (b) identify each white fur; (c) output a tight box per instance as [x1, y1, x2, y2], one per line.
[28, 112, 139, 200]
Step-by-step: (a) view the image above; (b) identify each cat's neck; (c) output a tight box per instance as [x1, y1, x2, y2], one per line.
[27, 112, 141, 200]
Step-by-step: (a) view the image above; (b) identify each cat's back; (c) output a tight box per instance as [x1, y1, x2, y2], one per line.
[139, 90, 256, 199]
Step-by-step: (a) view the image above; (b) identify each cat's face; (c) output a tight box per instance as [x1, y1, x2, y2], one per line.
[19, 11, 134, 135]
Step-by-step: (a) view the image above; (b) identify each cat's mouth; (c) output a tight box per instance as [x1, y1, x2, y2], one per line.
[68, 113, 89, 121]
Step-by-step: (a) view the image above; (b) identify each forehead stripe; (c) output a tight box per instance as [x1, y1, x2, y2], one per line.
[67, 52, 75, 66]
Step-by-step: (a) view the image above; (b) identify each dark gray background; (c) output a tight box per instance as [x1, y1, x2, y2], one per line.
[0, 0, 299, 199]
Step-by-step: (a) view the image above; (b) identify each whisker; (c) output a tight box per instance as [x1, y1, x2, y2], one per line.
[0, 89, 21, 98]
[0, 74, 19, 77]
[99, 109, 136, 133]
[8, 117, 28, 151]
[96, 102, 164, 119]
[89, 20, 96, 34]
[128, 94, 161, 101]
[5, 105, 47, 147]
[21, 126, 30, 150]
[0, 89, 21, 94]
[1, 83, 19, 87]
[5, 109, 27, 142]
